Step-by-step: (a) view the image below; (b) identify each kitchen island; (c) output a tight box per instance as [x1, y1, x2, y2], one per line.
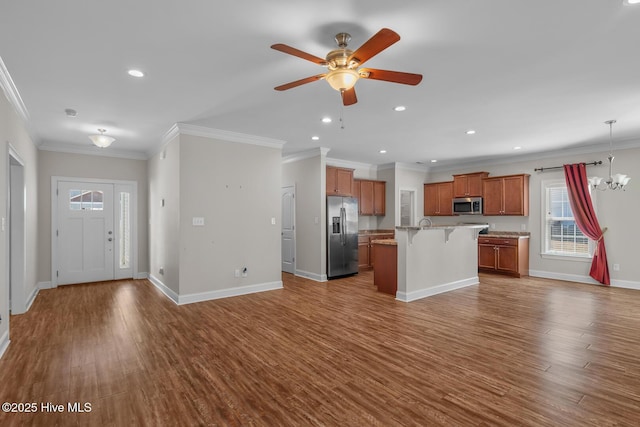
[395, 224, 488, 302]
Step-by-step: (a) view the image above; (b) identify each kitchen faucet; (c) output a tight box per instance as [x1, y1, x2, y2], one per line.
[418, 217, 433, 227]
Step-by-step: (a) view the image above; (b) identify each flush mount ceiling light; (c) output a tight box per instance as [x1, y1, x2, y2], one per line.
[127, 69, 144, 77]
[589, 120, 631, 191]
[89, 128, 115, 148]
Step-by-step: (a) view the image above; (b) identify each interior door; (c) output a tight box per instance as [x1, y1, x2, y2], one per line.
[281, 186, 295, 274]
[57, 181, 115, 284]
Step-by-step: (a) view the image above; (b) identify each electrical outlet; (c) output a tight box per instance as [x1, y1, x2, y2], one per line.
[242, 267, 248, 278]
[234, 269, 240, 278]
[613, 264, 620, 271]
[271, 217, 276, 225]
[192, 217, 205, 226]
[159, 267, 164, 275]
[520, 224, 527, 231]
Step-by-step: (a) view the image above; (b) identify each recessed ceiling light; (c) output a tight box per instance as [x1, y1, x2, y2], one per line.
[128, 69, 144, 77]
[311, 136, 320, 141]
[466, 130, 476, 135]
[625, 0, 640, 5]
[322, 117, 332, 123]
[393, 106, 406, 112]
[64, 108, 77, 117]
[431, 159, 438, 163]
[379, 150, 387, 154]
[513, 146, 522, 150]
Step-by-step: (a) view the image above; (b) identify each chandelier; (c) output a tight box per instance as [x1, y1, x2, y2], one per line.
[588, 120, 631, 191]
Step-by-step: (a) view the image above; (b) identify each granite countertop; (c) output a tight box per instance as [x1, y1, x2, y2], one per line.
[359, 229, 395, 235]
[483, 231, 531, 238]
[396, 224, 489, 231]
[370, 239, 397, 246]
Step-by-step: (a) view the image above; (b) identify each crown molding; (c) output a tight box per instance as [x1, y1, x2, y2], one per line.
[282, 147, 330, 164]
[0, 55, 30, 126]
[176, 123, 286, 149]
[38, 140, 148, 160]
[326, 157, 374, 171]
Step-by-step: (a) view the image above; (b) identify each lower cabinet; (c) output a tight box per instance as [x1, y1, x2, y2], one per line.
[478, 236, 529, 277]
[358, 232, 394, 270]
[372, 242, 397, 296]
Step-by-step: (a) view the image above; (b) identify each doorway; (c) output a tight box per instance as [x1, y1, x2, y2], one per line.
[399, 189, 416, 226]
[8, 147, 26, 314]
[281, 185, 296, 274]
[52, 177, 137, 286]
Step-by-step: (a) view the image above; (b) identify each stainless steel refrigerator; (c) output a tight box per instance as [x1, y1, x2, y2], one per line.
[327, 196, 359, 278]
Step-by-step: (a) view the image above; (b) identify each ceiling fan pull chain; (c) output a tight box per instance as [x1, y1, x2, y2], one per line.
[340, 101, 345, 130]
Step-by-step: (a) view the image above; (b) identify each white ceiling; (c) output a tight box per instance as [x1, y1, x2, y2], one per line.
[1, 1, 640, 167]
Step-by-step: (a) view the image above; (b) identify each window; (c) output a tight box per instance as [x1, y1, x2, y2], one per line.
[69, 189, 104, 211]
[119, 192, 131, 269]
[542, 181, 593, 258]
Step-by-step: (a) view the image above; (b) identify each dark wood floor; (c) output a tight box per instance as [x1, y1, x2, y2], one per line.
[1, 272, 640, 426]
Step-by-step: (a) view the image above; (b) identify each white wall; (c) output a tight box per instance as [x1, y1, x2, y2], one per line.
[425, 146, 640, 287]
[283, 152, 325, 280]
[395, 165, 429, 227]
[178, 134, 282, 295]
[37, 150, 149, 283]
[0, 86, 39, 351]
[376, 166, 396, 230]
[148, 137, 181, 294]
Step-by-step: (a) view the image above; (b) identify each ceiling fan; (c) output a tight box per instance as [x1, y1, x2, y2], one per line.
[271, 28, 423, 106]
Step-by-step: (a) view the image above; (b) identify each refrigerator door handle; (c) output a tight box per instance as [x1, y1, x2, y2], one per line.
[340, 207, 346, 246]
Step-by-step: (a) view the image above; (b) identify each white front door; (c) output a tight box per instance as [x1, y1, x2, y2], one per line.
[281, 186, 295, 274]
[57, 181, 115, 284]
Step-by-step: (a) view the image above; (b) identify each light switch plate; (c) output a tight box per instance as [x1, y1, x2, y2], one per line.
[271, 217, 276, 225]
[192, 217, 205, 226]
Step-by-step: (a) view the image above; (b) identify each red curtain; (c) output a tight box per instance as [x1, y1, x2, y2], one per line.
[563, 163, 610, 285]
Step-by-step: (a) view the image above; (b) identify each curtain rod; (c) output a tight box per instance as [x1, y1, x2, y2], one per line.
[534, 160, 602, 172]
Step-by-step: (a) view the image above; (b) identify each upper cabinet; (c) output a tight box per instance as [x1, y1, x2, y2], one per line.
[424, 181, 454, 216]
[354, 179, 386, 216]
[482, 174, 530, 216]
[326, 166, 354, 196]
[453, 172, 489, 198]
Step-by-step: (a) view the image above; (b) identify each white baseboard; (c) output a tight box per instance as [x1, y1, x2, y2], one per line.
[178, 281, 283, 305]
[25, 285, 40, 312]
[295, 269, 327, 282]
[396, 277, 479, 303]
[148, 274, 179, 304]
[38, 281, 52, 290]
[0, 330, 10, 360]
[529, 270, 640, 290]
[135, 272, 149, 280]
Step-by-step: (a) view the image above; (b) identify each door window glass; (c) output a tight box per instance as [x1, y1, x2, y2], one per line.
[69, 190, 104, 211]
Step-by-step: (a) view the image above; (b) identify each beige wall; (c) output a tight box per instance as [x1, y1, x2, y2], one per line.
[283, 153, 324, 279]
[0, 88, 39, 341]
[178, 134, 282, 294]
[37, 150, 149, 283]
[148, 137, 181, 293]
[425, 146, 640, 286]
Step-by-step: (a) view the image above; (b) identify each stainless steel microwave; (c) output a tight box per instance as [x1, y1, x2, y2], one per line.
[452, 197, 483, 215]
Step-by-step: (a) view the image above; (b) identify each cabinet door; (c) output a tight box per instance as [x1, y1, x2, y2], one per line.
[467, 173, 488, 197]
[482, 178, 503, 215]
[437, 182, 453, 216]
[358, 241, 370, 269]
[496, 245, 518, 273]
[352, 179, 360, 203]
[424, 184, 438, 215]
[453, 175, 470, 198]
[478, 244, 497, 270]
[336, 168, 353, 196]
[326, 166, 337, 194]
[359, 180, 374, 215]
[502, 175, 527, 215]
[373, 181, 386, 215]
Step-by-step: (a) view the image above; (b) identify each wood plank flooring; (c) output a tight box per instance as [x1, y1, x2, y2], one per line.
[1, 272, 640, 426]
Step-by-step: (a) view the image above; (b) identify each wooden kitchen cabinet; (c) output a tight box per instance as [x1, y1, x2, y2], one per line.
[372, 242, 398, 296]
[358, 232, 394, 270]
[354, 179, 386, 216]
[482, 174, 530, 216]
[326, 166, 354, 196]
[478, 236, 529, 277]
[453, 172, 489, 197]
[424, 181, 454, 216]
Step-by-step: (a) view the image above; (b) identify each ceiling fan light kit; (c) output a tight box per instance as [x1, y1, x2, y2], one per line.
[271, 28, 423, 106]
[89, 128, 115, 148]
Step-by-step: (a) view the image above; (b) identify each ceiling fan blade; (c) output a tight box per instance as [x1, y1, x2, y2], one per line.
[274, 74, 326, 91]
[348, 28, 400, 66]
[271, 43, 327, 65]
[359, 68, 423, 85]
[341, 88, 357, 106]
